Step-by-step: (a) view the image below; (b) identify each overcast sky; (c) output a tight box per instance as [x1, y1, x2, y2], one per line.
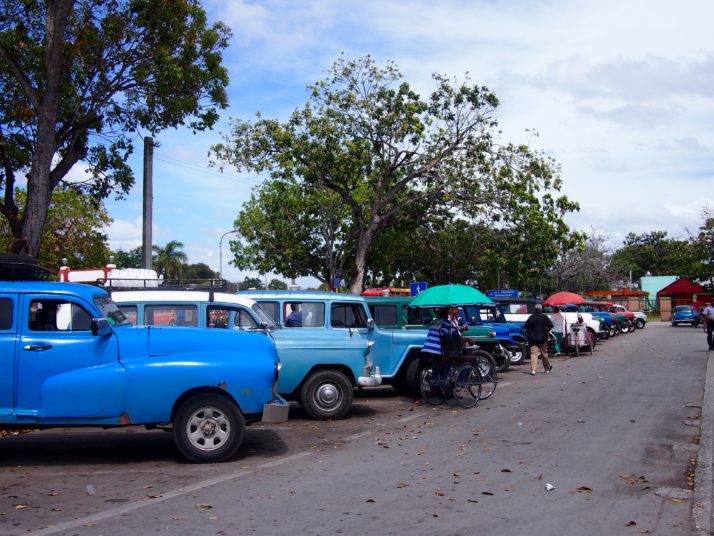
[103, 0, 714, 286]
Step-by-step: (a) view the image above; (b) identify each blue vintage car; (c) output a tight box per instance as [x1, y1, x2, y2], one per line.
[0, 269, 287, 463]
[672, 305, 697, 326]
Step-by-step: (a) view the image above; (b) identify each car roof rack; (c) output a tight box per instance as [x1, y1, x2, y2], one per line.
[0, 255, 52, 281]
[100, 278, 228, 291]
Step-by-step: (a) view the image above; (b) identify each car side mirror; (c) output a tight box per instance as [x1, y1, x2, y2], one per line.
[366, 318, 375, 330]
[91, 318, 112, 337]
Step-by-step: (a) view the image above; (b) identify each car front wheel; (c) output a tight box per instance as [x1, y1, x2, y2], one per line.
[173, 394, 245, 463]
[300, 369, 354, 420]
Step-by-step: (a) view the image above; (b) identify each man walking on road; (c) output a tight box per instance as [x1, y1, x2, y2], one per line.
[524, 303, 554, 375]
[702, 297, 714, 352]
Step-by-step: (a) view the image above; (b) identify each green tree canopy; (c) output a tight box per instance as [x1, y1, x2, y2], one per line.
[213, 55, 579, 294]
[0, 0, 230, 256]
[237, 276, 265, 291]
[152, 240, 188, 279]
[0, 186, 110, 271]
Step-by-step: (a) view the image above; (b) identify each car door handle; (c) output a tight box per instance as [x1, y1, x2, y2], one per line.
[24, 343, 52, 351]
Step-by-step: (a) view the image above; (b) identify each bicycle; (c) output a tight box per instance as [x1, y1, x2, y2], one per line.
[419, 355, 482, 408]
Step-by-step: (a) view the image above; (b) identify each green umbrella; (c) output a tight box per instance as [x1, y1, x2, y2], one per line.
[409, 284, 493, 307]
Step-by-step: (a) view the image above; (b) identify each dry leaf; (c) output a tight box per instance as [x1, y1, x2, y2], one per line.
[576, 486, 593, 493]
[84, 523, 97, 527]
[639, 530, 650, 534]
[147, 495, 162, 499]
[195, 503, 213, 509]
[670, 498, 686, 503]
[14, 505, 27, 510]
[49, 492, 59, 497]
[453, 472, 461, 477]
[501, 468, 512, 473]
[482, 491, 494, 496]
[208, 516, 217, 520]
[365, 499, 375, 503]
[51, 508, 62, 512]
[625, 521, 637, 526]
[435, 491, 445, 497]
[467, 499, 479, 503]
[397, 482, 409, 488]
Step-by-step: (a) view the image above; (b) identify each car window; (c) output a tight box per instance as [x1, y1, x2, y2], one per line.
[283, 301, 325, 328]
[144, 304, 197, 327]
[94, 295, 130, 326]
[331, 303, 368, 328]
[259, 301, 280, 323]
[206, 306, 259, 330]
[369, 304, 397, 327]
[118, 305, 138, 324]
[0, 298, 13, 330]
[29, 299, 93, 332]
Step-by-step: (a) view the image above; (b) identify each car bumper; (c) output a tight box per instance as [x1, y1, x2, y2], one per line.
[261, 395, 290, 423]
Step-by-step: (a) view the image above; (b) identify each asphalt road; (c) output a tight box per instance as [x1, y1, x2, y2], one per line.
[0, 321, 708, 536]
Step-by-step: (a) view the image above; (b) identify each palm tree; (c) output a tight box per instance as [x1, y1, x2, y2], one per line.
[152, 240, 188, 279]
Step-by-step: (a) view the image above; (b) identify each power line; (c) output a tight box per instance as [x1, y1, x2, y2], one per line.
[153, 152, 263, 186]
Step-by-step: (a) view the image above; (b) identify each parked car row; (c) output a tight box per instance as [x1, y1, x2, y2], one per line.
[1, 257, 650, 463]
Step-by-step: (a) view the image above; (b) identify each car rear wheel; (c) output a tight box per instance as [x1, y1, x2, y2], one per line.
[635, 318, 646, 329]
[173, 394, 245, 463]
[300, 369, 353, 420]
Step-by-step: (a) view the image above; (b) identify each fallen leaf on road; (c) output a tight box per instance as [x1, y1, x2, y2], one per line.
[453, 472, 461, 477]
[48, 492, 59, 497]
[84, 523, 97, 527]
[397, 482, 409, 488]
[467, 499, 479, 503]
[575, 486, 593, 493]
[51, 508, 62, 512]
[482, 491, 494, 496]
[501, 468, 512, 472]
[625, 521, 637, 526]
[365, 499, 375, 503]
[195, 503, 213, 509]
[639, 530, 650, 533]
[435, 491, 445, 496]
[538, 474, 543, 480]
[14, 504, 27, 510]
[146, 495, 162, 499]
[208, 516, 217, 520]
[670, 498, 686, 503]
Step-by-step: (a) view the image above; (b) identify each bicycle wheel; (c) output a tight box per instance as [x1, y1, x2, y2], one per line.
[453, 363, 481, 408]
[471, 351, 497, 400]
[420, 366, 445, 406]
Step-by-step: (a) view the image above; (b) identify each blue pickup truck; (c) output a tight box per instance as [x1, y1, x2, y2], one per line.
[0, 259, 287, 463]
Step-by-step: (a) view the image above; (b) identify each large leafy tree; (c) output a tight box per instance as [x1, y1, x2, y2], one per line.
[609, 231, 699, 281]
[152, 240, 187, 279]
[0, 0, 230, 256]
[0, 186, 111, 270]
[214, 55, 578, 294]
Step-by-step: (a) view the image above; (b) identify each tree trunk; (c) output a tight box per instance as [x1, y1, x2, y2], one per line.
[16, 1, 72, 256]
[349, 227, 376, 295]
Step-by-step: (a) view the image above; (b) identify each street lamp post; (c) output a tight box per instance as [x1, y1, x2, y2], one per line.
[219, 229, 240, 279]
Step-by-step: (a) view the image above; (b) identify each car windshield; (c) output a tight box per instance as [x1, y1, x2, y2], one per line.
[674, 306, 692, 313]
[252, 303, 280, 330]
[94, 295, 131, 326]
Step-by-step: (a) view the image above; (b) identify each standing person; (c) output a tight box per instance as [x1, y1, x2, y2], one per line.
[551, 306, 565, 356]
[702, 298, 714, 352]
[523, 303, 554, 375]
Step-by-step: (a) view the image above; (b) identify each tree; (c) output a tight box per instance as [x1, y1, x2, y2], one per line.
[609, 231, 698, 282]
[213, 55, 578, 294]
[237, 276, 264, 291]
[0, 0, 230, 256]
[268, 278, 288, 290]
[152, 240, 188, 279]
[0, 186, 110, 270]
[549, 231, 613, 293]
[229, 179, 351, 287]
[182, 262, 217, 280]
[111, 246, 143, 269]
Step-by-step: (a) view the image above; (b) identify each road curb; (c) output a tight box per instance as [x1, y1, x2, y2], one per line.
[693, 351, 714, 536]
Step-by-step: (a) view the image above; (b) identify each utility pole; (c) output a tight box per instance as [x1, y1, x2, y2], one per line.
[142, 136, 153, 269]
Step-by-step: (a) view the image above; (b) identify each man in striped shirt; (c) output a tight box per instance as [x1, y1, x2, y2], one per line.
[414, 307, 461, 404]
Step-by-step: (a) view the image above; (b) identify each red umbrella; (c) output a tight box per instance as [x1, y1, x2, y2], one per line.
[544, 291, 586, 306]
